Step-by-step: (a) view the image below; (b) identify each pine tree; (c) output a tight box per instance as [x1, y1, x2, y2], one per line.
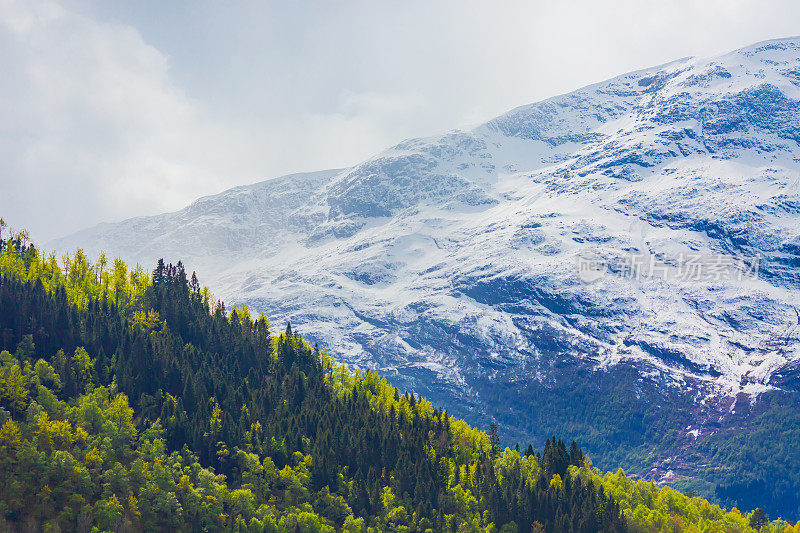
[489, 422, 501, 457]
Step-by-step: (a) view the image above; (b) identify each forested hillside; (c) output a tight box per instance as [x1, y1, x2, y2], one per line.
[0, 227, 795, 532]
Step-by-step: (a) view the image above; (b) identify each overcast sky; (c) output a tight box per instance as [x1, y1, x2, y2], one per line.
[1, 0, 799, 242]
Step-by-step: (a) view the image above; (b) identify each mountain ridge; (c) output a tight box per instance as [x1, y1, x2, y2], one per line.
[50, 37, 800, 516]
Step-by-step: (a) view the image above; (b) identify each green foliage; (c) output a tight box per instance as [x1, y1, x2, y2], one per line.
[0, 233, 793, 532]
[573, 465, 800, 532]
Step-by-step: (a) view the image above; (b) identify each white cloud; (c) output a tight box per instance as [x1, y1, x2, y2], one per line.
[0, 0, 231, 241]
[1, 0, 799, 242]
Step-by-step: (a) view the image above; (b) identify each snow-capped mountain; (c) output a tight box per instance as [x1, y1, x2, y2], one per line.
[52, 38, 800, 478]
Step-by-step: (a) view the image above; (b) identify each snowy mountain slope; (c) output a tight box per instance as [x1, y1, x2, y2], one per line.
[52, 38, 800, 485]
[55, 169, 342, 276]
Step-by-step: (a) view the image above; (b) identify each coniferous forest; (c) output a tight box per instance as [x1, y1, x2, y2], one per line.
[0, 228, 797, 532]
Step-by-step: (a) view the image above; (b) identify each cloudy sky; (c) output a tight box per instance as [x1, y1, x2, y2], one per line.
[1, 0, 799, 242]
